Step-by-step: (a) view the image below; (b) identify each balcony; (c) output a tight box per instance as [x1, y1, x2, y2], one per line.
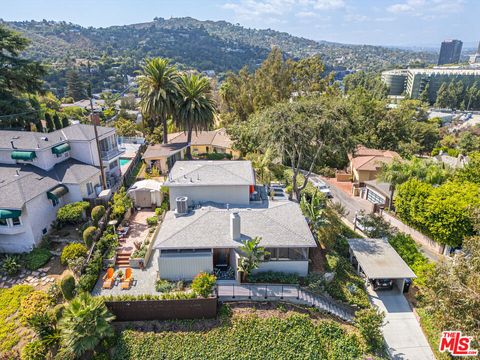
[100, 147, 125, 162]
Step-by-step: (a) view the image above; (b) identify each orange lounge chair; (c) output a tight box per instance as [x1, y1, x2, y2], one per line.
[102, 268, 114, 289]
[121, 267, 133, 290]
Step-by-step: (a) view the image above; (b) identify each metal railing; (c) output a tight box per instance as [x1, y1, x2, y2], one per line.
[101, 147, 125, 161]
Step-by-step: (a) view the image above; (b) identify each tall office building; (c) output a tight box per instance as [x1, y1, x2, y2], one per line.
[477, 40, 480, 54]
[438, 39, 463, 65]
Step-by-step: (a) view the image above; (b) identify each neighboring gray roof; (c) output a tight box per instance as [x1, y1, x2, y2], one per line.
[0, 159, 100, 209]
[142, 142, 188, 159]
[348, 238, 416, 279]
[0, 124, 115, 151]
[364, 180, 392, 197]
[154, 201, 316, 249]
[165, 160, 255, 187]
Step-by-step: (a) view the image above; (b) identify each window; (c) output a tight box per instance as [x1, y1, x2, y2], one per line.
[263, 248, 308, 261]
[109, 160, 118, 170]
[0, 219, 7, 227]
[86, 182, 94, 195]
[278, 248, 289, 259]
[12, 217, 21, 226]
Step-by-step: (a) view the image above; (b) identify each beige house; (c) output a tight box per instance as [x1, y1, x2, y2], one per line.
[168, 128, 241, 159]
[142, 142, 188, 175]
[349, 146, 400, 183]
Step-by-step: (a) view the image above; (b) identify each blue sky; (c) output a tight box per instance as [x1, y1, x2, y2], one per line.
[2, 0, 479, 47]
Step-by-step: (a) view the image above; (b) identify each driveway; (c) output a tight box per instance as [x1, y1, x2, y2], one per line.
[368, 288, 435, 360]
[309, 174, 372, 223]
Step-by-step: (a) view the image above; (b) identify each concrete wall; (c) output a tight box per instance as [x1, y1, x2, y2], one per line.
[169, 185, 250, 209]
[254, 261, 309, 277]
[159, 251, 213, 280]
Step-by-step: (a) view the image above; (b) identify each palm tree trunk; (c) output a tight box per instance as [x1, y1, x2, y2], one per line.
[162, 117, 168, 144]
[186, 126, 193, 160]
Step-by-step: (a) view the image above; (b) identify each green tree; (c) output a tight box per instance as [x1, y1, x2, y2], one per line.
[355, 308, 385, 354]
[175, 73, 216, 159]
[114, 117, 137, 137]
[237, 237, 268, 281]
[66, 70, 85, 101]
[456, 152, 480, 184]
[418, 83, 430, 104]
[343, 71, 388, 99]
[435, 83, 449, 108]
[53, 113, 62, 129]
[246, 148, 275, 185]
[58, 293, 115, 358]
[394, 178, 433, 228]
[62, 116, 69, 128]
[137, 58, 178, 144]
[0, 25, 45, 130]
[458, 132, 480, 153]
[45, 113, 55, 132]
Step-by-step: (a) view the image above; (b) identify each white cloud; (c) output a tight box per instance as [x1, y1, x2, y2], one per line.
[312, 0, 346, 10]
[345, 13, 368, 22]
[295, 11, 317, 17]
[387, 0, 463, 17]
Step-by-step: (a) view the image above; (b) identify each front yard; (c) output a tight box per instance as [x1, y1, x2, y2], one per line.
[112, 302, 381, 359]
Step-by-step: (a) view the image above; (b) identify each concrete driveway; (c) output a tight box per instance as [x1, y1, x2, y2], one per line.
[368, 288, 435, 360]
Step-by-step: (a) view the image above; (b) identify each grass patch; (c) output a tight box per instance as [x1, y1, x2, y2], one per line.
[0, 285, 34, 353]
[113, 313, 374, 359]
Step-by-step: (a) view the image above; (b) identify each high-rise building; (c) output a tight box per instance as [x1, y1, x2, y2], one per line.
[477, 40, 480, 54]
[438, 39, 463, 65]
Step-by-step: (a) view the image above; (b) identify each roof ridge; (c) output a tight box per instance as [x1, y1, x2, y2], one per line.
[214, 163, 252, 183]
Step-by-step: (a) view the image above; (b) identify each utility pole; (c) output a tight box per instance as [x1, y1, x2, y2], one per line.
[88, 83, 107, 189]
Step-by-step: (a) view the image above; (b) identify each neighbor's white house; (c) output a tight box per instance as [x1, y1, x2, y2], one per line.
[152, 160, 316, 282]
[0, 124, 124, 253]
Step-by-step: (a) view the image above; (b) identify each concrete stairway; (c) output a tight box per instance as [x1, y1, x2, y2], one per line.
[297, 288, 355, 323]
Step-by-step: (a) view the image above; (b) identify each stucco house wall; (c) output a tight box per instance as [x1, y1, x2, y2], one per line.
[169, 185, 250, 209]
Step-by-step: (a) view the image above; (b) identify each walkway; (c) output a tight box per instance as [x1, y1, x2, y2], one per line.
[368, 288, 435, 360]
[218, 284, 355, 322]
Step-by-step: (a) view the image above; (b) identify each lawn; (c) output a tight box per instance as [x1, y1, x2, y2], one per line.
[0, 285, 34, 353]
[112, 303, 377, 360]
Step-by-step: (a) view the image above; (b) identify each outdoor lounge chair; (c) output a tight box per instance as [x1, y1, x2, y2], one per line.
[121, 267, 133, 290]
[102, 268, 114, 289]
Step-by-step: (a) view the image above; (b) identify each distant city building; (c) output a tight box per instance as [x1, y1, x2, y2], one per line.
[469, 41, 480, 64]
[381, 68, 480, 103]
[438, 39, 463, 65]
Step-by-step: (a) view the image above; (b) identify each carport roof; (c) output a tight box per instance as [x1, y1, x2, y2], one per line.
[348, 238, 416, 279]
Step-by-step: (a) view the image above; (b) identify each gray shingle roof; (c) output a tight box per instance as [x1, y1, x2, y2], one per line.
[0, 159, 100, 209]
[0, 124, 115, 151]
[154, 201, 316, 249]
[142, 142, 189, 159]
[165, 160, 255, 186]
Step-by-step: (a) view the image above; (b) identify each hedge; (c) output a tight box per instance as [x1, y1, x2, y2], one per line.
[61, 243, 88, 266]
[57, 201, 89, 224]
[23, 248, 51, 270]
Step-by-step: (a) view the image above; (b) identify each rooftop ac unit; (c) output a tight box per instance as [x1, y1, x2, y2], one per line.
[175, 196, 188, 215]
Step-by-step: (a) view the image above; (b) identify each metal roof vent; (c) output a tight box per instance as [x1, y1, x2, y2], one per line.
[175, 196, 188, 216]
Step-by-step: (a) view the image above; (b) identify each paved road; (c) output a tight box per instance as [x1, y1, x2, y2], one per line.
[309, 174, 372, 223]
[368, 288, 435, 360]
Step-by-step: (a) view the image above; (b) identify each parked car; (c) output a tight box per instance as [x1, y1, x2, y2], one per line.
[316, 181, 333, 198]
[371, 278, 393, 291]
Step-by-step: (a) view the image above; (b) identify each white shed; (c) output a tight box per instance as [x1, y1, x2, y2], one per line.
[128, 179, 163, 208]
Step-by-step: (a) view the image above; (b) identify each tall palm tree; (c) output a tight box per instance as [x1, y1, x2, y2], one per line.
[175, 73, 216, 159]
[58, 293, 115, 358]
[137, 58, 178, 144]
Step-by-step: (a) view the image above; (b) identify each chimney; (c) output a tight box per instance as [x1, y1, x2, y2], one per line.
[230, 212, 241, 240]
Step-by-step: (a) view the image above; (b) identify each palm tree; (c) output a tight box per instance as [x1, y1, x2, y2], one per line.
[58, 293, 115, 358]
[175, 73, 216, 159]
[247, 148, 275, 186]
[137, 58, 178, 144]
[300, 193, 329, 231]
[237, 237, 268, 282]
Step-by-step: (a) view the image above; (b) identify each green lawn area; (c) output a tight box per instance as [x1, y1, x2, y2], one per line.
[113, 309, 374, 359]
[0, 285, 34, 353]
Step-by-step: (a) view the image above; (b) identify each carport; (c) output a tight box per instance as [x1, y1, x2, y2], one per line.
[347, 238, 416, 293]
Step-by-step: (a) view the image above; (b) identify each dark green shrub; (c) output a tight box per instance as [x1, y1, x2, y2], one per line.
[1, 254, 22, 276]
[97, 233, 118, 255]
[355, 308, 385, 353]
[23, 248, 52, 270]
[26, 313, 56, 339]
[91, 205, 106, 225]
[77, 273, 99, 293]
[246, 271, 300, 284]
[60, 274, 76, 300]
[20, 339, 47, 360]
[191, 272, 216, 298]
[155, 279, 175, 293]
[61, 243, 88, 265]
[146, 216, 158, 227]
[83, 226, 98, 248]
[57, 201, 90, 224]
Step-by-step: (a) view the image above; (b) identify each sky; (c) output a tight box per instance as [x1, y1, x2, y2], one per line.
[2, 0, 479, 47]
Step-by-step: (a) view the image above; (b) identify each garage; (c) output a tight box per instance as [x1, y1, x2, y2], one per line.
[347, 237, 416, 293]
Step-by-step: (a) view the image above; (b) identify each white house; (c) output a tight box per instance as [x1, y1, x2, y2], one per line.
[0, 124, 124, 253]
[164, 160, 256, 209]
[152, 160, 316, 282]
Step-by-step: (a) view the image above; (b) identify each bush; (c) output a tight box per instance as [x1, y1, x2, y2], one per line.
[191, 272, 216, 298]
[61, 275, 76, 300]
[23, 248, 52, 270]
[155, 207, 164, 216]
[20, 340, 47, 360]
[146, 216, 158, 227]
[61, 243, 88, 265]
[91, 205, 106, 225]
[111, 187, 133, 220]
[20, 290, 53, 323]
[97, 233, 118, 255]
[1, 255, 22, 276]
[83, 226, 98, 248]
[155, 279, 175, 293]
[246, 271, 300, 284]
[56, 201, 89, 224]
[76, 250, 103, 292]
[355, 308, 385, 354]
[26, 312, 56, 339]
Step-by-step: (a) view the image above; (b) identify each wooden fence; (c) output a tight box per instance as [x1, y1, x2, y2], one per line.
[105, 297, 218, 321]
